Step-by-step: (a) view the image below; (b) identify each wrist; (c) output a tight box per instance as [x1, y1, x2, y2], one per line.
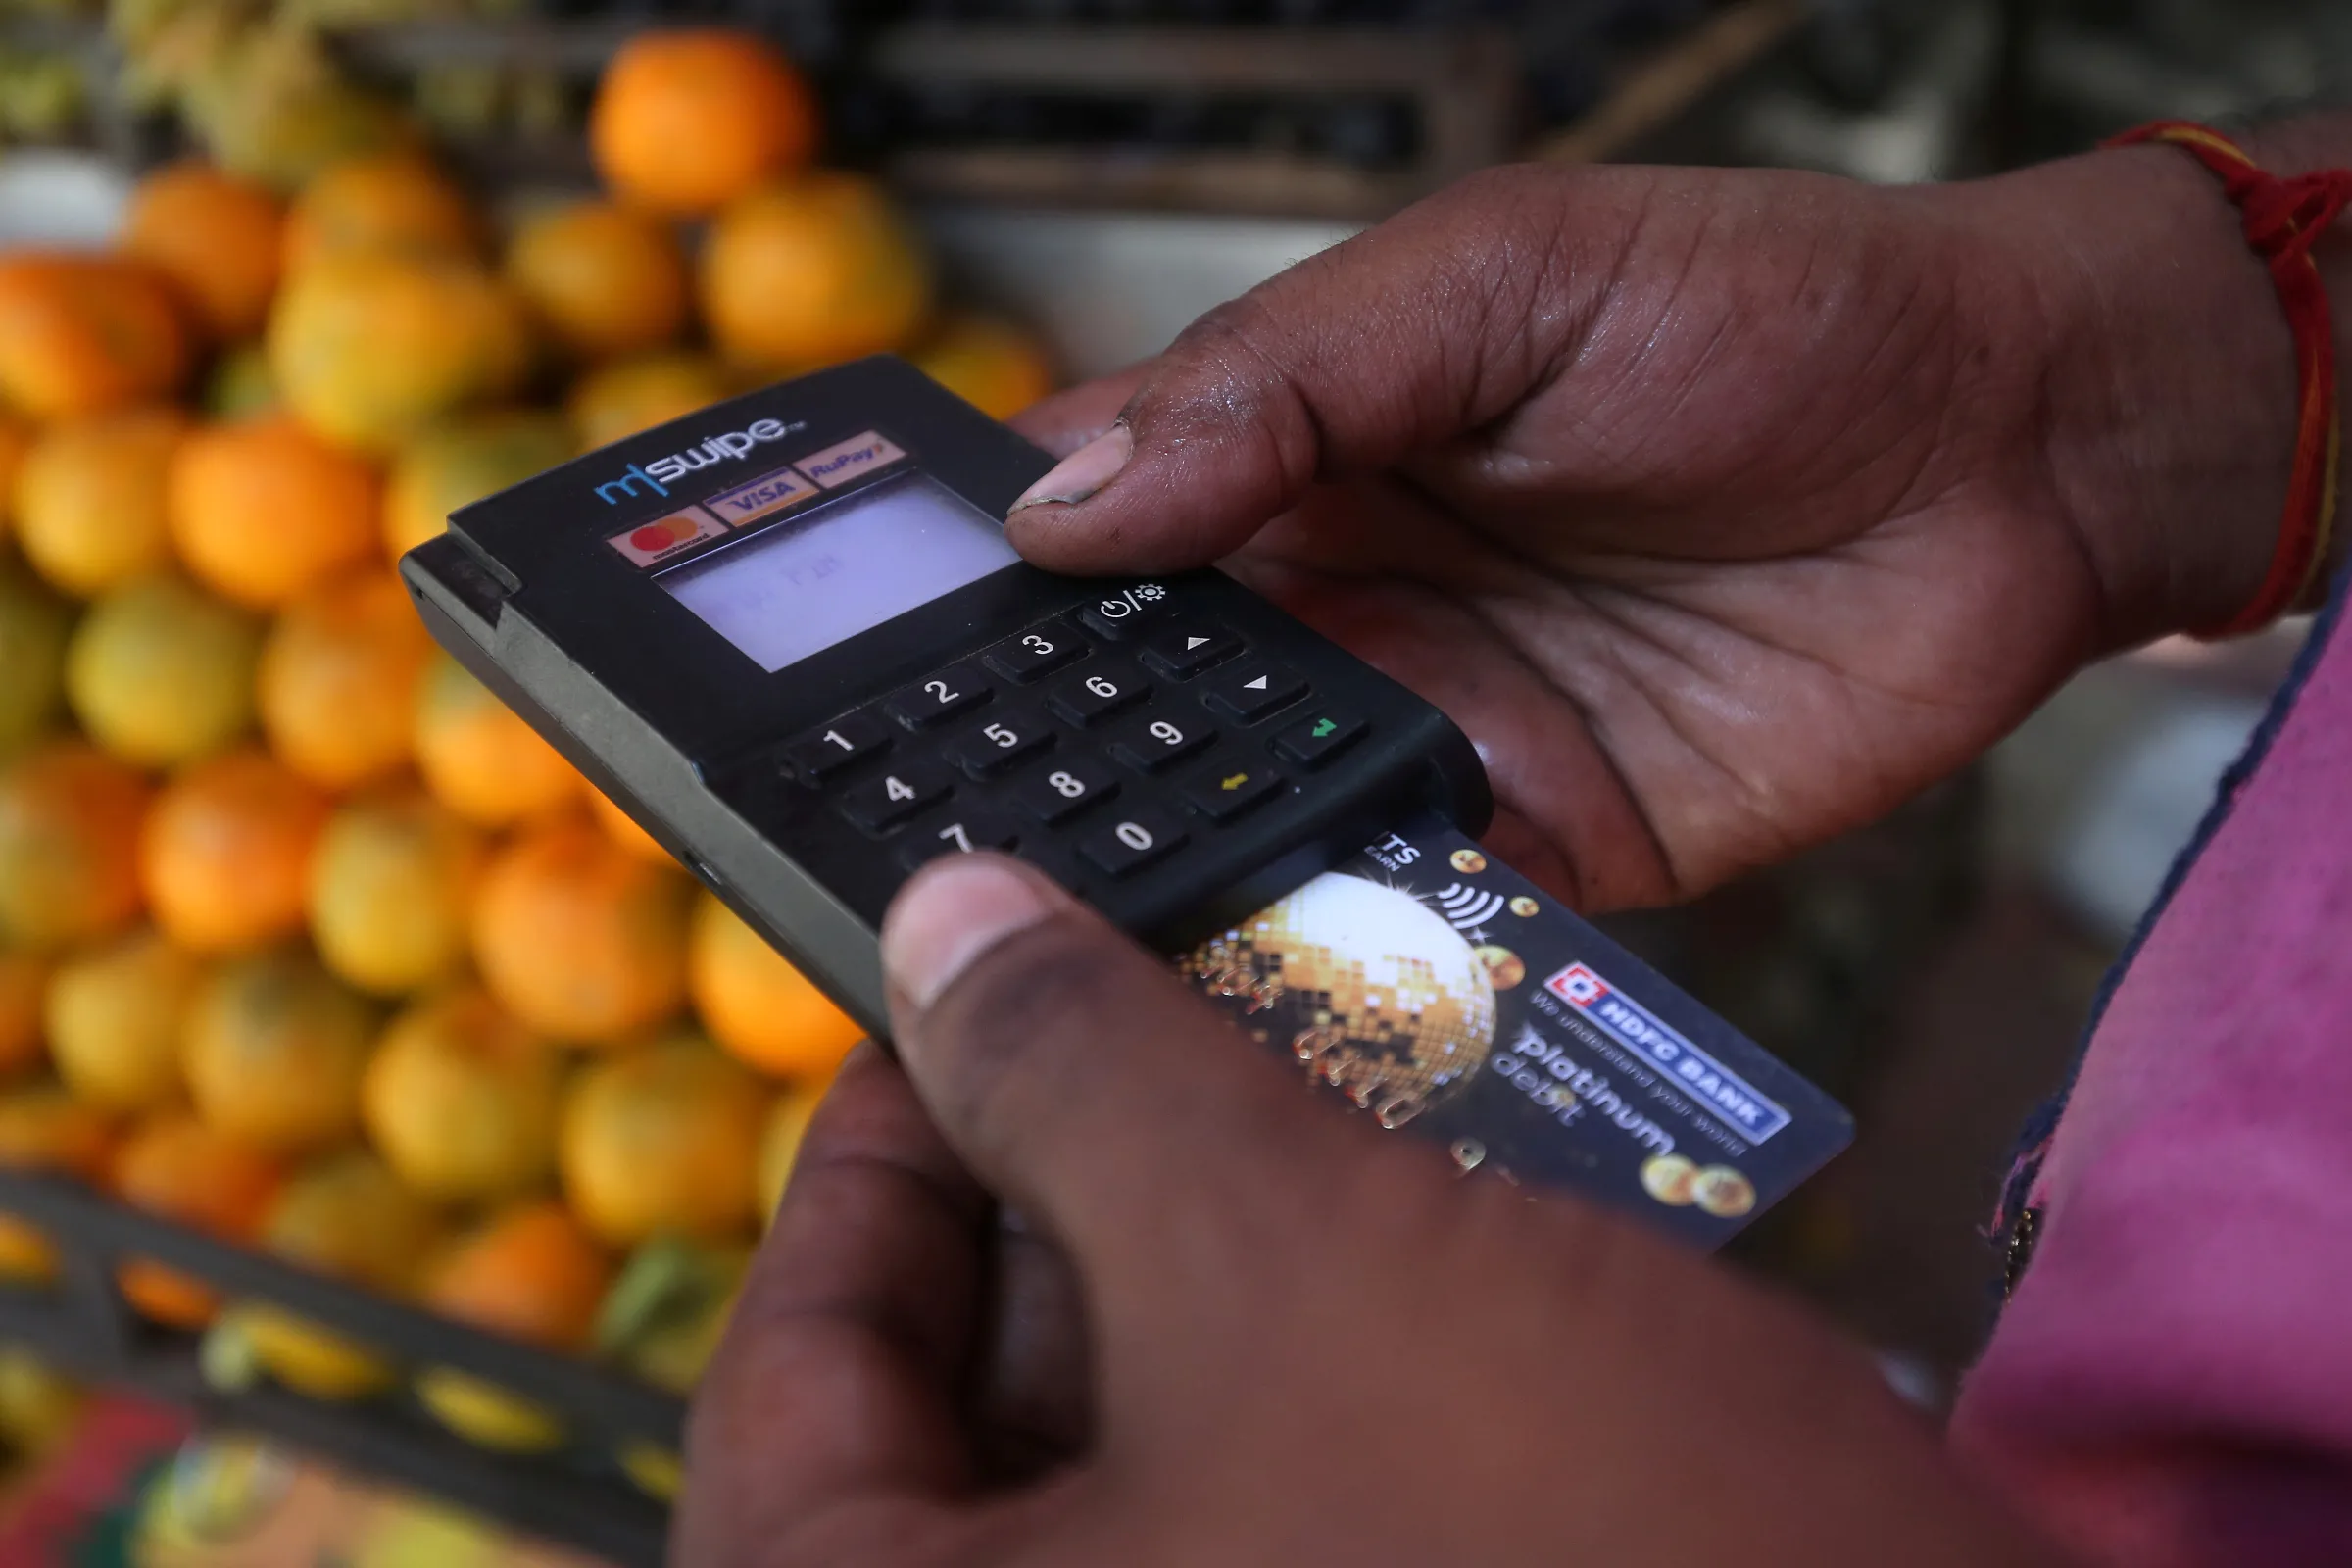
[1952, 129, 2342, 645]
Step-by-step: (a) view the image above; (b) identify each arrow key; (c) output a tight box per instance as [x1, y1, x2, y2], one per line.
[1202, 661, 1309, 723]
[1181, 760, 1287, 824]
[1137, 623, 1242, 680]
[1271, 708, 1367, 770]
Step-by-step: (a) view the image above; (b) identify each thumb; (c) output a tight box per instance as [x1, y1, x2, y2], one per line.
[1001, 165, 1640, 574]
[878, 854, 1371, 1320]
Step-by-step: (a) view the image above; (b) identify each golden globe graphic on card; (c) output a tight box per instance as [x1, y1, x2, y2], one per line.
[1178, 815, 1853, 1247]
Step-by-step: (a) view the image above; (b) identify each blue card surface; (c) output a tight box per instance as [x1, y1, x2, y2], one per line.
[1177, 814, 1854, 1248]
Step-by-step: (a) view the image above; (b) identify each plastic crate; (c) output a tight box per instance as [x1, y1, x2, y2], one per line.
[0, 1169, 682, 1567]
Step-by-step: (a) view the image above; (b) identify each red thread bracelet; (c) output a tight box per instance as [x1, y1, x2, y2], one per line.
[2107, 120, 2352, 636]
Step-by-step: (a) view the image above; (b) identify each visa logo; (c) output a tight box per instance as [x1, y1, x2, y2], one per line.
[1544, 962, 1788, 1141]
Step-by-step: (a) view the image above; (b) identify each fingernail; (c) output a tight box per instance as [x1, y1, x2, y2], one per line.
[882, 857, 1059, 1014]
[1008, 423, 1132, 514]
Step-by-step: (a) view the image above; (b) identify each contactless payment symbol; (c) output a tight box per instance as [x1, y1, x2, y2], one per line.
[608, 505, 725, 566]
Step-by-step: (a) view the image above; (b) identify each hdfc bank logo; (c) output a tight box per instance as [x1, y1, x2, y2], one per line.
[1548, 962, 1608, 1007]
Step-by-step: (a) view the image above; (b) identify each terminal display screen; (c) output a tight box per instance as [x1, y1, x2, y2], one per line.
[658, 471, 1020, 673]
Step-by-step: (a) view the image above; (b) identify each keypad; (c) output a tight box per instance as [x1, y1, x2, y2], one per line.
[1181, 760, 1286, 823]
[1077, 808, 1188, 878]
[1010, 753, 1119, 825]
[838, 758, 955, 832]
[941, 706, 1054, 780]
[983, 624, 1086, 683]
[1105, 710, 1216, 774]
[885, 662, 990, 730]
[1203, 661, 1309, 723]
[1271, 708, 1366, 769]
[788, 611, 1356, 892]
[783, 710, 892, 781]
[896, 805, 1020, 871]
[1137, 623, 1242, 680]
[1048, 662, 1151, 727]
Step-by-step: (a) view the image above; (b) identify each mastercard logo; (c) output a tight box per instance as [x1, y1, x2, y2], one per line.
[607, 505, 721, 566]
[630, 514, 703, 553]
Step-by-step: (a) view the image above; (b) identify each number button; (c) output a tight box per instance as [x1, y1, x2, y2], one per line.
[884, 662, 990, 730]
[1181, 760, 1287, 824]
[1048, 662, 1150, 727]
[983, 624, 1085, 684]
[1271, 709, 1367, 769]
[1201, 662, 1310, 723]
[1104, 710, 1217, 775]
[1008, 754, 1119, 825]
[836, 758, 955, 832]
[1136, 623, 1242, 680]
[940, 706, 1054, 780]
[782, 710, 892, 782]
[895, 805, 1020, 872]
[1076, 808, 1188, 879]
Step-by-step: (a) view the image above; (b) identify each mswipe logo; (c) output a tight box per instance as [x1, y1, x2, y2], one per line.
[594, 416, 807, 506]
[1544, 962, 1789, 1142]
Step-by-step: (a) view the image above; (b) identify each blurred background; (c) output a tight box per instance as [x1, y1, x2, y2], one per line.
[0, 0, 2339, 1561]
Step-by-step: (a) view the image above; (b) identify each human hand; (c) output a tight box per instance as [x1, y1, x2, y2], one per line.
[674, 855, 2064, 1567]
[1007, 149, 2304, 907]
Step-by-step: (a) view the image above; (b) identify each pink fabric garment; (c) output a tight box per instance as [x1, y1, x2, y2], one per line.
[1950, 601, 2352, 1567]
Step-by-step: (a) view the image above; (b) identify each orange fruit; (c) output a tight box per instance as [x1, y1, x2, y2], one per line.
[45, 928, 203, 1112]
[65, 574, 262, 768]
[755, 1080, 824, 1224]
[505, 201, 688, 362]
[141, 749, 331, 956]
[413, 651, 578, 826]
[0, 952, 46, 1079]
[0, 562, 73, 757]
[564, 351, 731, 451]
[589, 786, 669, 863]
[202, 341, 277, 420]
[122, 161, 285, 343]
[111, 1109, 282, 1327]
[181, 948, 375, 1153]
[13, 407, 186, 597]
[0, 412, 31, 544]
[690, 892, 862, 1080]
[381, 410, 573, 561]
[268, 249, 531, 456]
[471, 817, 691, 1047]
[282, 153, 477, 272]
[912, 314, 1056, 420]
[416, 1198, 613, 1451]
[0, 1081, 114, 1284]
[258, 571, 432, 788]
[170, 415, 379, 610]
[0, 253, 191, 418]
[701, 173, 932, 374]
[362, 987, 559, 1202]
[237, 1149, 444, 1399]
[561, 1034, 767, 1246]
[0, 741, 151, 952]
[307, 787, 486, 996]
[590, 30, 816, 218]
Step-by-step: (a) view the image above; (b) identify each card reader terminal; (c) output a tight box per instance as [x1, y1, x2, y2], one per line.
[400, 357, 1491, 1034]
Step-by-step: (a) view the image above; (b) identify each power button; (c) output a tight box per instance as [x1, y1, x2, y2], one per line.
[1079, 582, 1171, 641]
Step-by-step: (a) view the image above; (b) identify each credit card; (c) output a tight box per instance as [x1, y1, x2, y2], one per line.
[1176, 814, 1853, 1248]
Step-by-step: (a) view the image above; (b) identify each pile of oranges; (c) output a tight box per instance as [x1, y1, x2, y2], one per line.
[0, 28, 1054, 1485]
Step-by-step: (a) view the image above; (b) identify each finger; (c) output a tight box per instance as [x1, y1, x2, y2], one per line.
[1007, 366, 1148, 459]
[969, 1208, 1092, 1484]
[1002, 164, 1645, 573]
[676, 1043, 988, 1562]
[878, 854, 1377, 1325]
